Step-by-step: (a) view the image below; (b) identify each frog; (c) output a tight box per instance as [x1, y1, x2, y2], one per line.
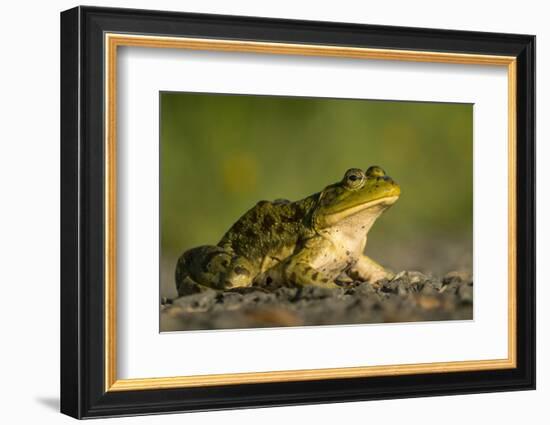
[175, 166, 400, 296]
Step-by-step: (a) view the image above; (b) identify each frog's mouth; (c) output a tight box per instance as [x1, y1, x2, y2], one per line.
[321, 195, 399, 227]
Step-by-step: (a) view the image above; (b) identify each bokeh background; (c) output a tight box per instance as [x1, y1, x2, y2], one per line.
[160, 92, 472, 298]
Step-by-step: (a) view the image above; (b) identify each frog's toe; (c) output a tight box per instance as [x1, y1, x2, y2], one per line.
[251, 274, 275, 289]
[226, 286, 270, 295]
[221, 259, 256, 289]
[176, 276, 208, 297]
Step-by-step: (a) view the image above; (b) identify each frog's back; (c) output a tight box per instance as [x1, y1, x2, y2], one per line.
[218, 196, 317, 260]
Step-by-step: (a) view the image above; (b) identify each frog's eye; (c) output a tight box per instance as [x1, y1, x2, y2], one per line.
[343, 168, 365, 189]
[366, 166, 386, 177]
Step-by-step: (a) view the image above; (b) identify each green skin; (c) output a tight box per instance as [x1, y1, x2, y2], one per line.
[175, 166, 400, 296]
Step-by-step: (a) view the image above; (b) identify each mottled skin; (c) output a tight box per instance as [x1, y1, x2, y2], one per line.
[176, 166, 400, 296]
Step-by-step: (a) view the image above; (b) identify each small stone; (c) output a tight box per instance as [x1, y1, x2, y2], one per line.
[391, 271, 407, 281]
[219, 292, 243, 307]
[406, 271, 431, 284]
[172, 290, 218, 312]
[397, 282, 410, 296]
[417, 296, 441, 310]
[443, 271, 472, 285]
[379, 280, 398, 294]
[458, 284, 474, 303]
[421, 282, 438, 295]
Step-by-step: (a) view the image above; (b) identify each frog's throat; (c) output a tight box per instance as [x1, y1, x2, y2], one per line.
[320, 195, 399, 227]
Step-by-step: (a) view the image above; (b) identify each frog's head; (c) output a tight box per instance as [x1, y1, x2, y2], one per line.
[312, 166, 400, 232]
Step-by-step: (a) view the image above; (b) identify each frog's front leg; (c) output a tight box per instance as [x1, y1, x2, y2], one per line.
[348, 255, 394, 284]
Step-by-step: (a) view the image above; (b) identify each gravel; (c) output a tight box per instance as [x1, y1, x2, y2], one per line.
[160, 271, 473, 332]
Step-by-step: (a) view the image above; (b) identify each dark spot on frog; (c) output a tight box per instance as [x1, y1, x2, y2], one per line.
[234, 266, 250, 276]
[291, 208, 303, 222]
[312, 272, 319, 280]
[201, 250, 223, 271]
[321, 278, 329, 283]
[231, 220, 244, 233]
[262, 214, 276, 230]
[290, 272, 297, 283]
[273, 198, 290, 205]
[266, 276, 273, 285]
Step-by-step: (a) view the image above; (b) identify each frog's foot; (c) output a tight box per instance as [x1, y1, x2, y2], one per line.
[255, 259, 338, 289]
[348, 255, 394, 285]
[226, 286, 271, 295]
[288, 262, 339, 288]
[176, 276, 215, 296]
[175, 246, 255, 296]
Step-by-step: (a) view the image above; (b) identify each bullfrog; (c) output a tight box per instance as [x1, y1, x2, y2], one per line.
[175, 166, 400, 296]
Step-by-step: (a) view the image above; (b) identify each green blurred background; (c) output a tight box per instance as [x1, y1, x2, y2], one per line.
[160, 92, 472, 297]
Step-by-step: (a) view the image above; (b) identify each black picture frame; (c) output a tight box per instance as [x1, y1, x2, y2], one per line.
[60, 5, 535, 419]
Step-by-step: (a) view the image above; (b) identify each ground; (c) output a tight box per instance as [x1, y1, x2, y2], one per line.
[160, 271, 473, 332]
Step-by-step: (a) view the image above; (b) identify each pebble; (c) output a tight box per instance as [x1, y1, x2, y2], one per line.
[161, 270, 473, 331]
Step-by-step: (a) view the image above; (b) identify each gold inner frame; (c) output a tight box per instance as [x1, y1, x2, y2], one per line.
[104, 33, 517, 392]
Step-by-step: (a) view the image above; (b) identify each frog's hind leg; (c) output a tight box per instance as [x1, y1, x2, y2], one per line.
[175, 245, 255, 296]
[284, 261, 339, 288]
[175, 275, 212, 297]
[175, 246, 231, 296]
[348, 255, 394, 284]
[254, 249, 338, 289]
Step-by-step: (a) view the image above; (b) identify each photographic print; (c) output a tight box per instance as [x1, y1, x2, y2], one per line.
[160, 92, 473, 331]
[61, 8, 535, 417]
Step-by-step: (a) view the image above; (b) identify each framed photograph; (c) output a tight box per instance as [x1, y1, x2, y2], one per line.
[60, 6, 535, 419]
